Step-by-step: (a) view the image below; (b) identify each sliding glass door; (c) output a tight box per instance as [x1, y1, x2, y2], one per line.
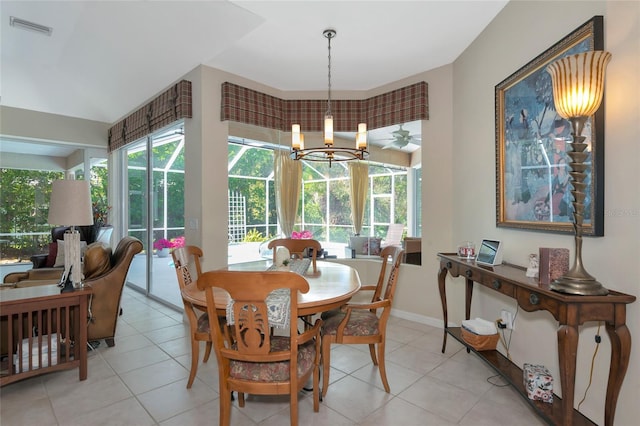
[124, 123, 184, 309]
[126, 139, 149, 295]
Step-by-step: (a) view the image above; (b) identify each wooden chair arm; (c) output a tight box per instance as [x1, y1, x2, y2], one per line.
[342, 299, 390, 312]
[297, 318, 322, 345]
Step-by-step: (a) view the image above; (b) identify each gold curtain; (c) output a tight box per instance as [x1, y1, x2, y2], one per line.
[348, 161, 369, 236]
[274, 150, 302, 238]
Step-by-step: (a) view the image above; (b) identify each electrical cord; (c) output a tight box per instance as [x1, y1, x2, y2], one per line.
[487, 373, 510, 387]
[495, 319, 511, 360]
[495, 305, 519, 361]
[489, 305, 520, 386]
[87, 292, 94, 324]
[577, 322, 602, 411]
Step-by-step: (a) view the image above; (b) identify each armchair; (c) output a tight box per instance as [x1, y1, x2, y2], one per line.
[84, 236, 142, 346]
[197, 270, 322, 426]
[171, 245, 212, 388]
[1, 237, 142, 355]
[5, 237, 143, 347]
[321, 245, 404, 396]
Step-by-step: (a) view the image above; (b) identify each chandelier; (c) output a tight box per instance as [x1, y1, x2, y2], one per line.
[291, 29, 368, 166]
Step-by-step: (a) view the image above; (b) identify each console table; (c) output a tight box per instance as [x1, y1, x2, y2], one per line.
[437, 253, 635, 426]
[1, 285, 92, 386]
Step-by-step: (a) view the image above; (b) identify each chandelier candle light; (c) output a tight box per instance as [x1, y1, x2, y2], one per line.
[546, 50, 611, 296]
[291, 29, 368, 166]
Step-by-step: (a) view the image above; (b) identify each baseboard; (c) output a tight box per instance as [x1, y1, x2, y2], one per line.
[390, 308, 458, 328]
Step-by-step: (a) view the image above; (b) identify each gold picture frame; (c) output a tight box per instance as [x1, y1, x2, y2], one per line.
[495, 16, 604, 236]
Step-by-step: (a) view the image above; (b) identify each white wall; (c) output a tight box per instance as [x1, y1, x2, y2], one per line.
[452, 1, 639, 424]
[0, 106, 110, 147]
[0, 106, 109, 170]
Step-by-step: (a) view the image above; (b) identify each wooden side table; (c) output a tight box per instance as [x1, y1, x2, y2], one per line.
[1, 285, 93, 386]
[437, 253, 635, 426]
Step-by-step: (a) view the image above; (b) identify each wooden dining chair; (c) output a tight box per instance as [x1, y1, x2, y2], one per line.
[320, 245, 404, 397]
[171, 245, 211, 389]
[196, 270, 322, 426]
[267, 238, 322, 272]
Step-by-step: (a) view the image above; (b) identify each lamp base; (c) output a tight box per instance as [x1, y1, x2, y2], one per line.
[550, 276, 608, 296]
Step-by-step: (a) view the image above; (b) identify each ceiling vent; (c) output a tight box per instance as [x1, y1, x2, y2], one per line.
[10, 16, 53, 36]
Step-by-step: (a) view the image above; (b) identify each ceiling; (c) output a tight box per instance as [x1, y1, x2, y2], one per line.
[0, 0, 508, 156]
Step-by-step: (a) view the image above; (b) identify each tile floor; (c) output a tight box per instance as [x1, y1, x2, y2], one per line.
[0, 286, 546, 425]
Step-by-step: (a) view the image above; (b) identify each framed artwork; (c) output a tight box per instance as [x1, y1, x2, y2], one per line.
[495, 16, 604, 236]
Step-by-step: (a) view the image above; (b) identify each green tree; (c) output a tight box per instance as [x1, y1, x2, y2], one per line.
[91, 163, 110, 224]
[0, 169, 64, 257]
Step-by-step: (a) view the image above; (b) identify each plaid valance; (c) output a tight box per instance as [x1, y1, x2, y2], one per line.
[220, 83, 286, 130]
[108, 80, 192, 152]
[221, 81, 428, 132]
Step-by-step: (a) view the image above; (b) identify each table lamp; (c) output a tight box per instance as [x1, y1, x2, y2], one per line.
[47, 179, 94, 288]
[546, 50, 611, 296]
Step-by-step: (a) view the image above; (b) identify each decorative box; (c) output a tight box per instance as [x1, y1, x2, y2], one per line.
[539, 248, 569, 285]
[523, 363, 553, 403]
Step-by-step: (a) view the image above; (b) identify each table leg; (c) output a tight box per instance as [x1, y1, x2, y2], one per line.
[604, 321, 631, 426]
[557, 324, 578, 426]
[465, 278, 473, 321]
[438, 265, 448, 353]
[464, 278, 473, 353]
[78, 295, 88, 381]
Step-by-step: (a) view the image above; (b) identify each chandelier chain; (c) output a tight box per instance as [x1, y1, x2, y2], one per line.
[326, 30, 333, 116]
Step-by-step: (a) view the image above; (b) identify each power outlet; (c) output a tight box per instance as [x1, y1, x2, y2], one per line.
[500, 309, 515, 330]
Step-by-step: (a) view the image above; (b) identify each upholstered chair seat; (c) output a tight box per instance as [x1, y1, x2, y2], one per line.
[229, 337, 316, 382]
[321, 310, 379, 337]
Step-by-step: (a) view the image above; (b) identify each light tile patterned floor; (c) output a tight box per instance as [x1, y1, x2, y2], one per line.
[0, 287, 546, 425]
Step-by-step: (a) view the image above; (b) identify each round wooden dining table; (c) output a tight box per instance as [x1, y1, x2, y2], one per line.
[180, 260, 362, 317]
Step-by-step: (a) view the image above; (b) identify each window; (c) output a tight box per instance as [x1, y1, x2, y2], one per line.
[0, 169, 65, 263]
[0, 159, 108, 265]
[227, 138, 418, 262]
[118, 124, 185, 309]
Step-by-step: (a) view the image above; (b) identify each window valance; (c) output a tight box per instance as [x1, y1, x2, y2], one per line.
[108, 80, 192, 152]
[221, 81, 428, 132]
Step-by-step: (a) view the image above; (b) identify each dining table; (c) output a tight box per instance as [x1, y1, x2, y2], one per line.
[180, 259, 362, 317]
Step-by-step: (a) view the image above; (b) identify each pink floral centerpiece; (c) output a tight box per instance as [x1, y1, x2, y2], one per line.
[291, 230, 313, 239]
[153, 236, 185, 251]
[153, 238, 174, 250]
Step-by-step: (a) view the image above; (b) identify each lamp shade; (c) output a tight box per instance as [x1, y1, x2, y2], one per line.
[546, 51, 611, 119]
[48, 179, 94, 226]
